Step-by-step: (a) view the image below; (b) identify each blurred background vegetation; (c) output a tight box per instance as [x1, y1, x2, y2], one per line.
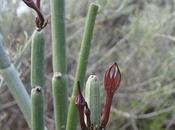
[1, 0, 175, 130]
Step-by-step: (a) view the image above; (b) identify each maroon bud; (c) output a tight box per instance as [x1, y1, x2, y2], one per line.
[100, 62, 121, 128]
[104, 62, 121, 95]
[75, 82, 88, 130]
[22, 0, 47, 30]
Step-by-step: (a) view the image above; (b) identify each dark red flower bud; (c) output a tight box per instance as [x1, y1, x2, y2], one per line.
[75, 81, 88, 130]
[100, 62, 121, 129]
[104, 62, 121, 95]
[22, 0, 47, 30]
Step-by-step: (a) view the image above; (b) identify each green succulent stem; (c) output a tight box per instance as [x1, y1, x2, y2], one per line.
[0, 42, 10, 69]
[31, 30, 45, 87]
[66, 3, 99, 130]
[31, 86, 44, 130]
[50, 0, 67, 129]
[50, 0, 66, 73]
[52, 72, 67, 130]
[0, 41, 31, 127]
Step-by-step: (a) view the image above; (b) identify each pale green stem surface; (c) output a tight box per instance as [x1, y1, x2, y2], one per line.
[50, 0, 66, 73]
[31, 30, 45, 87]
[66, 4, 99, 130]
[52, 72, 67, 130]
[0, 41, 31, 127]
[0, 41, 10, 69]
[50, 0, 67, 129]
[31, 87, 44, 130]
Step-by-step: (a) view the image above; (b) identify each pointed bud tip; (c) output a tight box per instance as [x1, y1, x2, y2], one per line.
[104, 62, 121, 94]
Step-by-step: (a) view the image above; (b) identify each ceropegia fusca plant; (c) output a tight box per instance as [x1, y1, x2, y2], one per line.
[0, 0, 122, 130]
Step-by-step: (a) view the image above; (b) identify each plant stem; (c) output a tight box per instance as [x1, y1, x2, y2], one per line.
[31, 30, 45, 87]
[50, 0, 66, 73]
[100, 94, 113, 129]
[52, 72, 67, 130]
[0, 40, 10, 69]
[31, 86, 44, 130]
[0, 41, 31, 127]
[66, 3, 99, 130]
[50, 0, 67, 129]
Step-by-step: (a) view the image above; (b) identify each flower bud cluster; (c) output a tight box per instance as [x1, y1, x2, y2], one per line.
[76, 62, 121, 129]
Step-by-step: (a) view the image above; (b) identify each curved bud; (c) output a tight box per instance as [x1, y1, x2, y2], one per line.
[22, 0, 47, 30]
[75, 82, 88, 130]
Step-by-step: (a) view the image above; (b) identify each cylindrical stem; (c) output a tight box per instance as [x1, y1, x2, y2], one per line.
[0, 40, 10, 69]
[50, 0, 67, 129]
[66, 3, 99, 130]
[50, 0, 66, 73]
[100, 94, 113, 128]
[31, 86, 44, 130]
[31, 30, 45, 87]
[0, 64, 32, 127]
[0, 41, 31, 127]
[52, 72, 67, 130]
